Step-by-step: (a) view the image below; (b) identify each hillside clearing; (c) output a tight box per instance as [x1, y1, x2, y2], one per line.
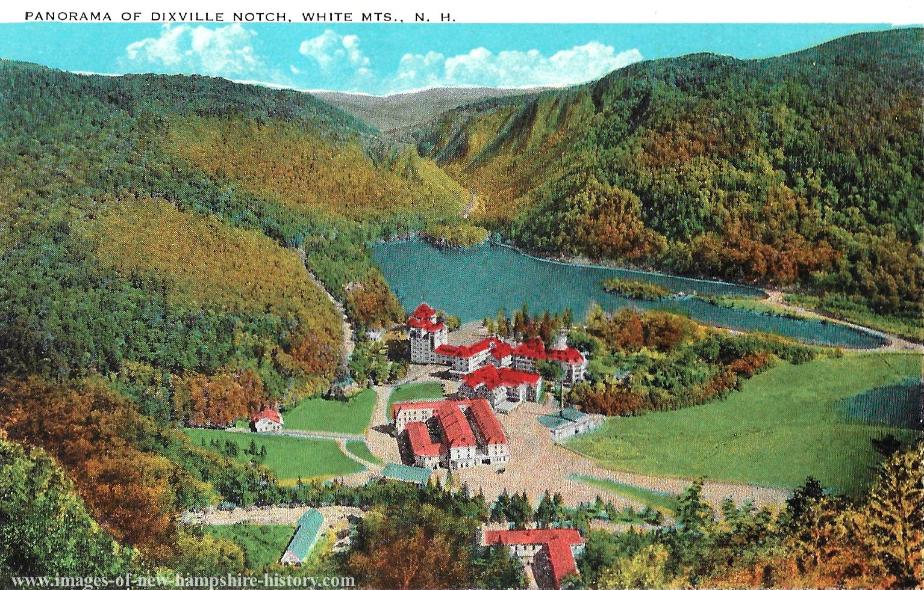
[185, 429, 365, 483]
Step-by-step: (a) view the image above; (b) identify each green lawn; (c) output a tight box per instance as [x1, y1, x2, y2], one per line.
[186, 429, 364, 484]
[567, 353, 921, 496]
[206, 524, 293, 571]
[570, 475, 677, 516]
[345, 440, 383, 465]
[283, 388, 376, 434]
[387, 381, 445, 409]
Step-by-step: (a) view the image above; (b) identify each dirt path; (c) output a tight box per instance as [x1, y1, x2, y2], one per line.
[183, 504, 364, 527]
[337, 439, 379, 470]
[221, 426, 364, 442]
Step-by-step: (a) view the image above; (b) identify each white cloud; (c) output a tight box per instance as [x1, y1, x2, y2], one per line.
[389, 42, 643, 92]
[123, 24, 263, 77]
[298, 29, 371, 77]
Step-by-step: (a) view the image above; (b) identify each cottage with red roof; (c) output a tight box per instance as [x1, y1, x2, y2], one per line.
[391, 398, 510, 469]
[459, 364, 543, 413]
[251, 407, 283, 433]
[483, 528, 585, 589]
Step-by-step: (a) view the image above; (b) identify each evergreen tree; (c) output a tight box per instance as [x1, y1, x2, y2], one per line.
[864, 443, 924, 586]
[507, 492, 533, 529]
[535, 491, 555, 528]
[491, 490, 511, 523]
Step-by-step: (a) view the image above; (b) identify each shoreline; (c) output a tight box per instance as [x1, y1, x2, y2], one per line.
[374, 235, 767, 296]
[371, 238, 913, 350]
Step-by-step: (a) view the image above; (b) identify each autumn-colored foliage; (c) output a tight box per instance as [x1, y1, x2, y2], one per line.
[167, 116, 464, 221]
[172, 369, 267, 427]
[587, 307, 699, 353]
[81, 198, 343, 388]
[579, 381, 648, 416]
[421, 30, 922, 320]
[348, 506, 471, 590]
[0, 376, 188, 559]
[343, 272, 406, 331]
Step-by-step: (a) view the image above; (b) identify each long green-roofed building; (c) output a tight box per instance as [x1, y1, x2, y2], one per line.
[280, 509, 325, 565]
[381, 463, 432, 486]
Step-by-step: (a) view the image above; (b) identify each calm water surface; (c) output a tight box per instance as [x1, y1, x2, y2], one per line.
[371, 241, 885, 348]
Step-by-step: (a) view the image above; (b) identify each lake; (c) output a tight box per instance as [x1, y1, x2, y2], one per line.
[371, 240, 886, 349]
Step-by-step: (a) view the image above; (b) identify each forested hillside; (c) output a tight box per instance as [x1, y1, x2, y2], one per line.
[0, 60, 464, 571]
[415, 29, 923, 331]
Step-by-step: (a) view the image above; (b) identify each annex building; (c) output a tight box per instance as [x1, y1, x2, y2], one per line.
[483, 528, 585, 589]
[392, 398, 509, 469]
[458, 364, 543, 413]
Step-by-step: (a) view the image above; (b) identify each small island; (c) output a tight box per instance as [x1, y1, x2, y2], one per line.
[600, 277, 670, 300]
[421, 223, 489, 249]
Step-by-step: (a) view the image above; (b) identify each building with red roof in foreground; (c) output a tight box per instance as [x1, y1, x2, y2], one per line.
[483, 528, 585, 589]
[458, 364, 544, 413]
[391, 398, 509, 469]
[251, 407, 283, 433]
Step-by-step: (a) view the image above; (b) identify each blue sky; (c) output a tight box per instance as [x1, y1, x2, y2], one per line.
[0, 23, 893, 94]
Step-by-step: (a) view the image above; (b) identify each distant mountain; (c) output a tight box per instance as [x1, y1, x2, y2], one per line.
[313, 87, 542, 132]
[412, 28, 923, 318]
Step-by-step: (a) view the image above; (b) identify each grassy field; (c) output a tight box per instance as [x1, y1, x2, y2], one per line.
[206, 524, 293, 571]
[345, 440, 383, 465]
[186, 429, 364, 484]
[567, 353, 921, 496]
[387, 381, 445, 408]
[571, 475, 677, 516]
[283, 388, 376, 434]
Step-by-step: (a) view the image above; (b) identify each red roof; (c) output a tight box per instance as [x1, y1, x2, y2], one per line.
[512, 338, 584, 365]
[434, 338, 492, 359]
[512, 338, 547, 360]
[392, 399, 447, 420]
[484, 529, 583, 587]
[468, 398, 506, 445]
[408, 316, 446, 332]
[436, 402, 476, 448]
[251, 408, 282, 424]
[490, 339, 513, 359]
[405, 421, 441, 457]
[407, 303, 445, 331]
[411, 302, 437, 319]
[462, 365, 541, 391]
[547, 347, 585, 364]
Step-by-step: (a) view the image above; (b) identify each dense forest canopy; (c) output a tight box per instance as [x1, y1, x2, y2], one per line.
[414, 29, 924, 321]
[0, 57, 464, 570]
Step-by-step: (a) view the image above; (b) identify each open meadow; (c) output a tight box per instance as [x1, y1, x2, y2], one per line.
[283, 388, 377, 434]
[567, 353, 921, 496]
[185, 429, 365, 484]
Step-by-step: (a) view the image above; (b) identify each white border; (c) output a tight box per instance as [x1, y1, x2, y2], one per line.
[4, 0, 922, 23]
